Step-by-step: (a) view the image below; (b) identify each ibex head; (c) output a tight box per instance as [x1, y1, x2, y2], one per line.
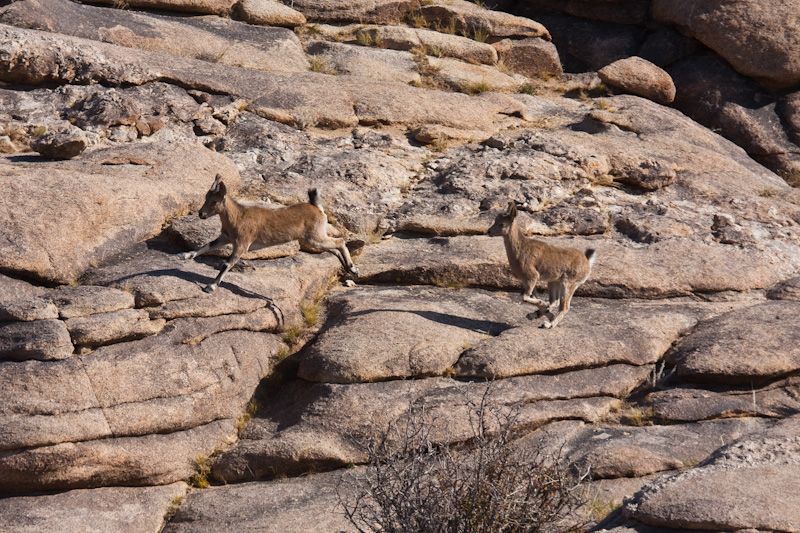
[488, 201, 518, 237]
[199, 174, 227, 219]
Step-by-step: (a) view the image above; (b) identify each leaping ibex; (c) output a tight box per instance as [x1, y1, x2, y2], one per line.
[488, 202, 596, 328]
[179, 175, 359, 292]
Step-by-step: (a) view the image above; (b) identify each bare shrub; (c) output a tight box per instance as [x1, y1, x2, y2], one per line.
[338, 390, 588, 533]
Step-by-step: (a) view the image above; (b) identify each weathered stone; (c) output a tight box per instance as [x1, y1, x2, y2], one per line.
[767, 276, 800, 300]
[429, 55, 524, 93]
[608, 155, 677, 190]
[236, 0, 307, 27]
[598, 57, 675, 104]
[492, 38, 563, 79]
[48, 286, 135, 319]
[0, 274, 45, 302]
[413, 124, 490, 144]
[624, 415, 800, 531]
[299, 285, 524, 383]
[0, 483, 188, 533]
[0, 296, 58, 322]
[0, 0, 309, 74]
[0, 419, 236, 492]
[646, 379, 800, 423]
[290, 0, 417, 23]
[418, 0, 550, 41]
[0, 320, 73, 361]
[668, 301, 800, 384]
[0, 141, 240, 285]
[455, 301, 698, 378]
[29, 128, 88, 159]
[652, 0, 800, 87]
[83, 0, 237, 15]
[65, 309, 165, 348]
[361, 25, 499, 65]
[307, 41, 421, 84]
[213, 367, 643, 482]
[164, 472, 354, 532]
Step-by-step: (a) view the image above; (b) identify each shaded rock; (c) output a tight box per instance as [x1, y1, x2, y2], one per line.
[0, 0, 309, 73]
[0, 483, 188, 533]
[213, 368, 642, 482]
[0, 296, 58, 322]
[517, 0, 649, 26]
[532, 205, 608, 235]
[0, 274, 45, 302]
[652, 0, 800, 87]
[669, 301, 800, 384]
[613, 213, 693, 244]
[646, 378, 800, 422]
[624, 415, 800, 531]
[29, 128, 88, 159]
[361, 25, 499, 65]
[668, 53, 800, 180]
[637, 28, 702, 68]
[65, 309, 166, 348]
[236, 0, 307, 27]
[289, 0, 417, 23]
[307, 41, 420, 84]
[598, 57, 675, 104]
[0, 419, 236, 492]
[417, 0, 551, 41]
[165, 472, 354, 533]
[48, 286, 135, 319]
[0, 140, 240, 285]
[83, 0, 237, 15]
[456, 301, 697, 378]
[608, 156, 677, 190]
[0, 320, 73, 362]
[298, 285, 524, 383]
[492, 38, 563, 79]
[711, 213, 757, 245]
[767, 276, 800, 300]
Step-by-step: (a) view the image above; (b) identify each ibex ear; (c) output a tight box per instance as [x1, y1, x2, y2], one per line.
[506, 201, 518, 218]
[217, 180, 227, 198]
[211, 174, 223, 192]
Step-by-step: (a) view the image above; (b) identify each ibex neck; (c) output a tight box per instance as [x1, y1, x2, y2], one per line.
[219, 197, 243, 233]
[503, 219, 527, 259]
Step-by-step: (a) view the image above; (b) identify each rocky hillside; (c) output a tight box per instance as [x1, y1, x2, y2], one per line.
[1, 0, 799, 531]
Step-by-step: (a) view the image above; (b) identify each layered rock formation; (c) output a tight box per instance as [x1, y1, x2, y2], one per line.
[1, 0, 799, 531]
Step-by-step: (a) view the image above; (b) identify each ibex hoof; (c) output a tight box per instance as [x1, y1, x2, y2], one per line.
[203, 284, 217, 293]
[541, 321, 554, 329]
[178, 252, 196, 260]
[349, 266, 360, 277]
[525, 312, 539, 321]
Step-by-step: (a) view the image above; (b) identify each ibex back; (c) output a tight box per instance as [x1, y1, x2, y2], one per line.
[179, 175, 358, 292]
[488, 202, 596, 328]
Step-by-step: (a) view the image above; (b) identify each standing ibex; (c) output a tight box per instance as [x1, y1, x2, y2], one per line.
[488, 202, 596, 328]
[179, 175, 359, 292]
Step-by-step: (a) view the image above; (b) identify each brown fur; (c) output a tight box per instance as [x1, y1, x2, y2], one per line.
[488, 202, 596, 328]
[179, 175, 358, 292]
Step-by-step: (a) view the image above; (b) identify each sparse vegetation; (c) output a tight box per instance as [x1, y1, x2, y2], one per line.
[235, 399, 261, 435]
[458, 80, 492, 95]
[283, 325, 302, 345]
[408, 13, 428, 28]
[356, 31, 380, 47]
[338, 392, 589, 533]
[518, 82, 537, 95]
[290, 110, 317, 131]
[32, 125, 47, 138]
[301, 300, 321, 327]
[309, 57, 336, 75]
[471, 28, 489, 43]
[758, 187, 779, 198]
[112, 0, 130, 9]
[188, 456, 211, 488]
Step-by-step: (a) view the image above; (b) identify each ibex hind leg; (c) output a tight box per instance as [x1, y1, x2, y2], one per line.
[179, 235, 229, 260]
[543, 280, 577, 329]
[204, 243, 246, 293]
[300, 236, 359, 277]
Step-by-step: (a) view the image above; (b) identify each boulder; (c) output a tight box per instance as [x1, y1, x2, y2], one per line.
[624, 415, 800, 531]
[164, 472, 354, 533]
[307, 41, 421, 84]
[298, 285, 525, 383]
[767, 276, 800, 300]
[361, 25, 499, 65]
[29, 128, 88, 159]
[598, 57, 676, 104]
[455, 301, 698, 378]
[0, 296, 58, 322]
[417, 0, 550, 41]
[0, 0, 309, 74]
[668, 301, 800, 384]
[82, 0, 237, 15]
[637, 28, 702, 68]
[0, 141, 239, 285]
[289, 0, 418, 23]
[429, 55, 525, 93]
[492, 38, 563, 79]
[0, 320, 73, 361]
[236, 0, 307, 27]
[65, 309, 166, 348]
[652, 0, 800, 88]
[0, 483, 188, 533]
[48, 286, 135, 319]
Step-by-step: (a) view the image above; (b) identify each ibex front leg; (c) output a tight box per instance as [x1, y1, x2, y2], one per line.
[205, 243, 246, 293]
[522, 275, 549, 318]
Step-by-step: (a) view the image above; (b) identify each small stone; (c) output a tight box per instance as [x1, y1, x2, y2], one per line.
[30, 129, 88, 160]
